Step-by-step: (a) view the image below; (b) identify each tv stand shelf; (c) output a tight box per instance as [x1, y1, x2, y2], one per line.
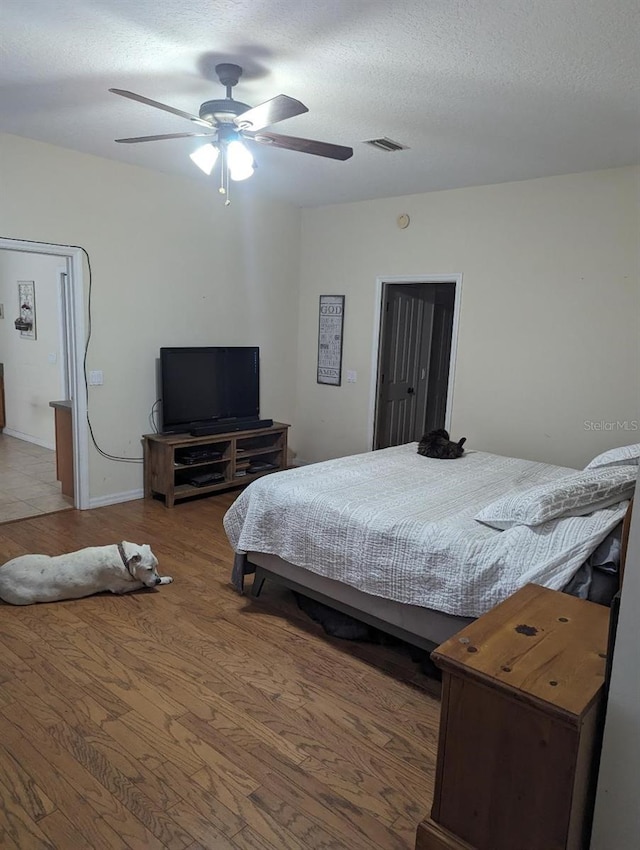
[143, 422, 289, 507]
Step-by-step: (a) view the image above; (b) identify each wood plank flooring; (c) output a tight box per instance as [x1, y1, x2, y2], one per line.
[0, 493, 441, 849]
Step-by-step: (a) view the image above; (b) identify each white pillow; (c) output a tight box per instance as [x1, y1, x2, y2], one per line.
[475, 466, 637, 530]
[585, 443, 640, 470]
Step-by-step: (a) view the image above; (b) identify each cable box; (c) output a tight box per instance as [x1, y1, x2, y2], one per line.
[186, 471, 225, 487]
[177, 449, 223, 464]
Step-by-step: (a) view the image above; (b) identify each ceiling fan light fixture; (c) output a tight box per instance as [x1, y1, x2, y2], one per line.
[190, 142, 219, 175]
[227, 140, 255, 181]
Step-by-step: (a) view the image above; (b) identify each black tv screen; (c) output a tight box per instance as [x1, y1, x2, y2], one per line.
[160, 347, 259, 433]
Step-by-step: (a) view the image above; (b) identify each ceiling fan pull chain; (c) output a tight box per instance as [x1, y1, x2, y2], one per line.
[219, 145, 226, 196]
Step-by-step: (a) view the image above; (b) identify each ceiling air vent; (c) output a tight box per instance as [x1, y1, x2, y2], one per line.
[363, 137, 409, 152]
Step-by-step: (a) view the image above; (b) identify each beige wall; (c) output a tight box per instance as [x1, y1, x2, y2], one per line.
[0, 250, 64, 448]
[0, 133, 301, 502]
[1, 132, 637, 499]
[295, 167, 640, 469]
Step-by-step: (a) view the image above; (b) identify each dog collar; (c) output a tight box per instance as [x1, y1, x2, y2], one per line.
[117, 542, 137, 580]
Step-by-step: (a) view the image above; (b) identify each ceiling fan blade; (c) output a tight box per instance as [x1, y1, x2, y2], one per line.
[234, 95, 308, 131]
[109, 88, 214, 128]
[115, 132, 215, 144]
[246, 131, 353, 161]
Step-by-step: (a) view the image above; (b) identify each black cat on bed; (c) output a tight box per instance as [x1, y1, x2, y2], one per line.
[417, 428, 466, 459]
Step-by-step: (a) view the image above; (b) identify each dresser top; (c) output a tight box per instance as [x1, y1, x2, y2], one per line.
[432, 583, 610, 720]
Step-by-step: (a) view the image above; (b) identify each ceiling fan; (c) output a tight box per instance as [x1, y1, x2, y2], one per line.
[109, 63, 353, 200]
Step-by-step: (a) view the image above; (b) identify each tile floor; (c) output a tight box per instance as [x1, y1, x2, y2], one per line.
[0, 433, 74, 523]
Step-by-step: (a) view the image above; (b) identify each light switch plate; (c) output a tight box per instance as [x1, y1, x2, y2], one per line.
[346, 370, 357, 383]
[88, 370, 104, 386]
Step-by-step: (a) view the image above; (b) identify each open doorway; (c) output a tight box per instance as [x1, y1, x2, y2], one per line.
[371, 276, 461, 450]
[0, 238, 88, 517]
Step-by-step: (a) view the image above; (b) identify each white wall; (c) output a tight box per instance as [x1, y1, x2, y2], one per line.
[591, 472, 640, 849]
[0, 132, 301, 503]
[295, 167, 640, 468]
[0, 250, 63, 448]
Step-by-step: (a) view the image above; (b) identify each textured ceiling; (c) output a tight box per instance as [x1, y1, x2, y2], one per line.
[2, 0, 639, 207]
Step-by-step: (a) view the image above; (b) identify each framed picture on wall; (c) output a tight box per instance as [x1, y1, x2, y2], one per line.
[317, 295, 345, 386]
[17, 281, 36, 339]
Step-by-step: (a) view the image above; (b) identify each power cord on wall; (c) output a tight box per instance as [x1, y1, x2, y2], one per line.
[149, 399, 161, 434]
[1, 236, 155, 463]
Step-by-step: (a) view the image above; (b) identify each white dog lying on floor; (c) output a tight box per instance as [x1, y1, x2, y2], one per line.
[0, 541, 173, 605]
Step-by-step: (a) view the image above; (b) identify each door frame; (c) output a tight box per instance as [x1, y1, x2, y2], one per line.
[0, 238, 89, 508]
[368, 274, 463, 450]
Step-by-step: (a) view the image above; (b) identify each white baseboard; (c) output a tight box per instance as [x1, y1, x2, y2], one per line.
[2, 428, 55, 452]
[88, 489, 144, 509]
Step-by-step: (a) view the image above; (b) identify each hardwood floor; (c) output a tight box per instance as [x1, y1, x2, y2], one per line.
[0, 493, 440, 849]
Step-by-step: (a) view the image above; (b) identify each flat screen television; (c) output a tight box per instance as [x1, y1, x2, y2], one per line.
[160, 346, 260, 434]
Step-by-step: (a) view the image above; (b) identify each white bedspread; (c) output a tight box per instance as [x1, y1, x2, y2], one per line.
[223, 444, 627, 617]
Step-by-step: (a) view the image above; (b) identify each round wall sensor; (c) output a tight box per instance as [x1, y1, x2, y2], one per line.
[397, 213, 410, 229]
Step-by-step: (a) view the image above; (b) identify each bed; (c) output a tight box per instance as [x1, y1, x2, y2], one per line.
[224, 442, 638, 650]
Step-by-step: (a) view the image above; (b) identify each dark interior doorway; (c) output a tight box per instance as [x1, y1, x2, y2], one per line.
[374, 282, 456, 449]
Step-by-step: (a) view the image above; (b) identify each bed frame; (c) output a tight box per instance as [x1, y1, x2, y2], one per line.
[248, 552, 473, 651]
[246, 500, 634, 652]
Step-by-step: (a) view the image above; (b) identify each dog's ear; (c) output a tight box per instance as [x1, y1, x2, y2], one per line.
[121, 541, 144, 564]
[458, 437, 467, 447]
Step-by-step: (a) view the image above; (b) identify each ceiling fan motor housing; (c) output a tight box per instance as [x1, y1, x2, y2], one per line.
[199, 98, 252, 124]
[200, 63, 250, 123]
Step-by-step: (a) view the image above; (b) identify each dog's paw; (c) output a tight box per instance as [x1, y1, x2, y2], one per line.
[159, 576, 173, 585]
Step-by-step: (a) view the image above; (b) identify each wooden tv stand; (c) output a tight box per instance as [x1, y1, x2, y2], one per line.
[143, 422, 289, 507]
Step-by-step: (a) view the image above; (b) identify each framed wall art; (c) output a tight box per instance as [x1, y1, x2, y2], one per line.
[317, 294, 345, 386]
[17, 280, 36, 339]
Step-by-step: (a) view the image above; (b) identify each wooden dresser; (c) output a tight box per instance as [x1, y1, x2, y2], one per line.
[416, 583, 610, 850]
